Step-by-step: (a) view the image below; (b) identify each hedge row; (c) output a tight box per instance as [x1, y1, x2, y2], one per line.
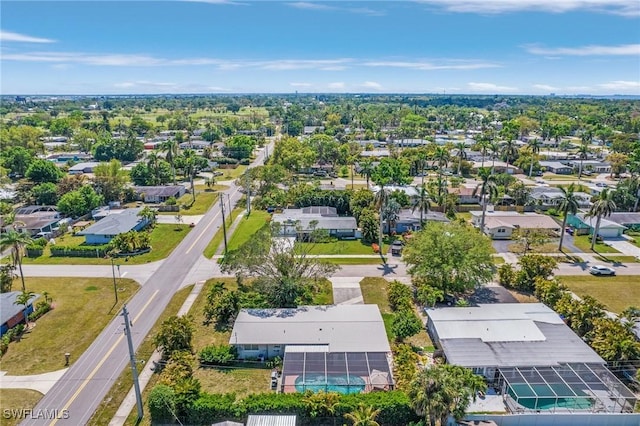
[155, 390, 418, 425]
[50, 245, 109, 258]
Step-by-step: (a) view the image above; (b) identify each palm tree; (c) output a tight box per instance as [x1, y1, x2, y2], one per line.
[527, 138, 541, 177]
[489, 141, 501, 174]
[0, 230, 32, 292]
[162, 139, 180, 185]
[577, 141, 589, 180]
[381, 199, 401, 235]
[587, 188, 617, 251]
[358, 159, 375, 188]
[182, 149, 197, 203]
[14, 290, 35, 326]
[146, 152, 161, 186]
[473, 167, 498, 234]
[454, 142, 467, 176]
[433, 146, 449, 198]
[412, 184, 431, 225]
[344, 404, 381, 426]
[501, 140, 518, 175]
[557, 184, 580, 251]
[373, 186, 388, 263]
[476, 138, 491, 169]
[137, 206, 157, 228]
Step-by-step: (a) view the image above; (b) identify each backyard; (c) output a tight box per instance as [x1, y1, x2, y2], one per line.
[0, 277, 138, 375]
[559, 275, 640, 314]
[22, 224, 192, 265]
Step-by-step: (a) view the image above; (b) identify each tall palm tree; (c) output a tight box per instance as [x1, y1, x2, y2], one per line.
[476, 138, 491, 169]
[14, 290, 35, 326]
[182, 149, 197, 203]
[433, 146, 449, 198]
[412, 184, 431, 226]
[527, 138, 542, 177]
[489, 141, 501, 174]
[358, 159, 375, 188]
[373, 186, 388, 263]
[146, 152, 161, 186]
[587, 188, 617, 251]
[577, 141, 589, 180]
[0, 230, 32, 292]
[162, 139, 180, 185]
[501, 140, 519, 175]
[473, 167, 498, 234]
[454, 142, 467, 176]
[557, 184, 580, 251]
[344, 404, 381, 426]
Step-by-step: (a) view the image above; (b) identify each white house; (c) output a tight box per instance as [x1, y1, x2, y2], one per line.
[470, 211, 561, 239]
[271, 206, 358, 240]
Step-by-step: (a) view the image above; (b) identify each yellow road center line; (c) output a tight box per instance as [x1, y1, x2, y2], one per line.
[185, 212, 220, 254]
[50, 290, 159, 425]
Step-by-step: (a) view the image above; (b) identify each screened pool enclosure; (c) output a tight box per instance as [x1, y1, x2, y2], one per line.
[499, 363, 636, 413]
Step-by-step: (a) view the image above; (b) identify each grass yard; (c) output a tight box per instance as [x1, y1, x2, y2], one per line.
[23, 224, 192, 265]
[175, 190, 218, 215]
[572, 235, 620, 254]
[89, 285, 193, 426]
[219, 165, 248, 180]
[194, 366, 272, 397]
[559, 275, 640, 314]
[507, 290, 539, 303]
[492, 256, 505, 265]
[203, 207, 244, 258]
[0, 277, 138, 375]
[0, 389, 44, 426]
[303, 239, 384, 255]
[508, 242, 560, 254]
[322, 257, 387, 265]
[227, 210, 272, 251]
[594, 255, 639, 263]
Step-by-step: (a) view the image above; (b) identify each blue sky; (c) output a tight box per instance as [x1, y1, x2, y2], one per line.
[1, 1, 639, 95]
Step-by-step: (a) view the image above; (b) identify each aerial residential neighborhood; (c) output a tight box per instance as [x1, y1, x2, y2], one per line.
[1, 1, 640, 426]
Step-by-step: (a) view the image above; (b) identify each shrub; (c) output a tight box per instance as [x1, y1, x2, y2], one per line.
[393, 343, 419, 389]
[165, 196, 177, 206]
[497, 263, 516, 288]
[391, 310, 422, 341]
[0, 335, 9, 357]
[239, 158, 251, 165]
[388, 280, 413, 312]
[185, 393, 238, 424]
[50, 245, 109, 258]
[199, 344, 237, 365]
[148, 384, 177, 424]
[28, 301, 52, 322]
[547, 208, 559, 216]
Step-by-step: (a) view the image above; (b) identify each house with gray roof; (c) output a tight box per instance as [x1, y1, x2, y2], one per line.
[132, 186, 186, 203]
[567, 212, 627, 238]
[68, 162, 101, 175]
[78, 207, 150, 244]
[1, 291, 40, 336]
[540, 161, 573, 174]
[272, 206, 358, 240]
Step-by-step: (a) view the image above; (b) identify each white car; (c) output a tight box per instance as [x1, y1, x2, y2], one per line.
[589, 265, 616, 276]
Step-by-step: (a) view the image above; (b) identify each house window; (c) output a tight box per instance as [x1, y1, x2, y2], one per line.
[497, 228, 506, 233]
[243, 344, 259, 351]
[272, 345, 281, 352]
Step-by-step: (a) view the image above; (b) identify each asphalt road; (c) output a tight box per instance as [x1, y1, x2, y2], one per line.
[23, 142, 273, 426]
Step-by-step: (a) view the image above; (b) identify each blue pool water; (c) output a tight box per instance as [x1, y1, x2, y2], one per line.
[294, 374, 365, 394]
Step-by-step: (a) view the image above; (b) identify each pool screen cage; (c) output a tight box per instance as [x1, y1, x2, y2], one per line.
[498, 363, 637, 414]
[281, 349, 394, 394]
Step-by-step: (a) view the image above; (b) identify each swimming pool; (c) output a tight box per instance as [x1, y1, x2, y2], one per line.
[508, 384, 593, 411]
[294, 374, 366, 394]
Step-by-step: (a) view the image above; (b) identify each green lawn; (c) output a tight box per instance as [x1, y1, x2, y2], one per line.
[0, 389, 44, 426]
[322, 257, 387, 265]
[89, 285, 194, 426]
[492, 256, 505, 265]
[227, 210, 272, 251]
[572, 235, 621, 254]
[203, 207, 244, 258]
[23, 224, 192, 265]
[219, 165, 248, 180]
[175, 190, 218, 215]
[194, 366, 271, 397]
[560, 275, 640, 313]
[0, 277, 138, 375]
[302, 239, 384, 255]
[594, 255, 639, 263]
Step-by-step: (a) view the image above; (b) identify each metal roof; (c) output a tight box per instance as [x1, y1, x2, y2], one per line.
[246, 415, 297, 426]
[1, 292, 40, 325]
[132, 186, 185, 197]
[272, 210, 356, 231]
[78, 207, 145, 236]
[230, 305, 391, 353]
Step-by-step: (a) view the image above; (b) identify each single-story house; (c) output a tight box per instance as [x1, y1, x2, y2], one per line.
[450, 186, 480, 204]
[539, 161, 573, 175]
[529, 187, 591, 208]
[78, 207, 150, 244]
[391, 138, 429, 147]
[303, 126, 324, 135]
[272, 206, 358, 240]
[46, 152, 93, 163]
[68, 162, 101, 175]
[179, 140, 210, 150]
[568, 160, 611, 173]
[567, 213, 627, 238]
[600, 212, 640, 231]
[357, 139, 387, 149]
[360, 150, 390, 158]
[1, 291, 40, 336]
[426, 304, 636, 414]
[13, 205, 62, 236]
[372, 185, 419, 200]
[132, 186, 186, 203]
[471, 161, 522, 175]
[470, 211, 561, 239]
[385, 209, 449, 234]
[230, 305, 394, 394]
[246, 416, 296, 426]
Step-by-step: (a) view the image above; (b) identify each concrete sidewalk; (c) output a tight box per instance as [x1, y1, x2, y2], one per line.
[0, 368, 68, 394]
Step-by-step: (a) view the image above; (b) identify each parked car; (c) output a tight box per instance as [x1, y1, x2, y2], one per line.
[595, 182, 609, 187]
[565, 227, 574, 235]
[588, 265, 616, 276]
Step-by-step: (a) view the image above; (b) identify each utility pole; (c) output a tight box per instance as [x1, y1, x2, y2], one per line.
[219, 195, 228, 255]
[245, 172, 251, 215]
[122, 305, 143, 421]
[110, 257, 118, 304]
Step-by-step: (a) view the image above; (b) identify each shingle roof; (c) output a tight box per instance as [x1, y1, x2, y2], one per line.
[78, 208, 145, 236]
[132, 186, 184, 197]
[1, 292, 39, 325]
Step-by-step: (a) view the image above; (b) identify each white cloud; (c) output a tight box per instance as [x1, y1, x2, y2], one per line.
[468, 82, 518, 92]
[362, 60, 500, 70]
[114, 81, 177, 89]
[598, 80, 640, 91]
[532, 84, 559, 91]
[288, 2, 333, 11]
[328, 82, 346, 90]
[416, 1, 640, 16]
[290, 82, 313, 87]
[526, 43, 640, 56]
[287, 1, 385, 16]
[0, 30, 55, 43]
[258, 59, 352, 71]
[361, 81, 383, 90]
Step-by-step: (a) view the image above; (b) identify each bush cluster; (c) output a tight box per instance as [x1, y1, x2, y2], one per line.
[199, 344, 237, 366]
[50, 245, 109, 257]
[28, 301, 52, 322]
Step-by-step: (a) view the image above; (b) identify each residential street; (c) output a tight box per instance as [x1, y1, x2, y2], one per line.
[22, 142, 273, 426]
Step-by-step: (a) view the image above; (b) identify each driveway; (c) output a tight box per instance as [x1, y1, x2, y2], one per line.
[468, 285, 518, 304]
[604, 238, 640, 257]
[329, 277, 364, 305]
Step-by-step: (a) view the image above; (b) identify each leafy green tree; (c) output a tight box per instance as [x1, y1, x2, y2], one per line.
[147, 385, 176, 424]
[344, 403, 381, 426]
[349, 189, 374, 224]
[359, 208, 380, 245]
[0, 146, 34, 176]
[203, 282, 239, 329]
[57, 185, 103, 217]
[0, 230, 32, 292]
[388, 280, 413, 311]
[512, 228, 554, 254]
[25, 159, 63, 184]
[587, 188, 617, 250]
[408, 364, 486, 426]
[31, 182, 59, 205]
[557, 184, 580, 251]
[303, 391, 340, 419]
[391, 311, 422, 342]
[93, 160, 129, 203]
[154, 316, 195, 359]
[514, 255, 558, 292]
[404, 222, 494, 295]
[198, 344, 237, 365]
[0, 263, 16, 293]
[222, 135, 256, 159]
[372, 157, 411, 186]
[534, 278, 566, 309]
[587, 317, 640, 366]
[554, 294, 605, 337]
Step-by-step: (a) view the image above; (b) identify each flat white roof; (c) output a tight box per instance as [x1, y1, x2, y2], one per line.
[230, 304, 391, 353]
